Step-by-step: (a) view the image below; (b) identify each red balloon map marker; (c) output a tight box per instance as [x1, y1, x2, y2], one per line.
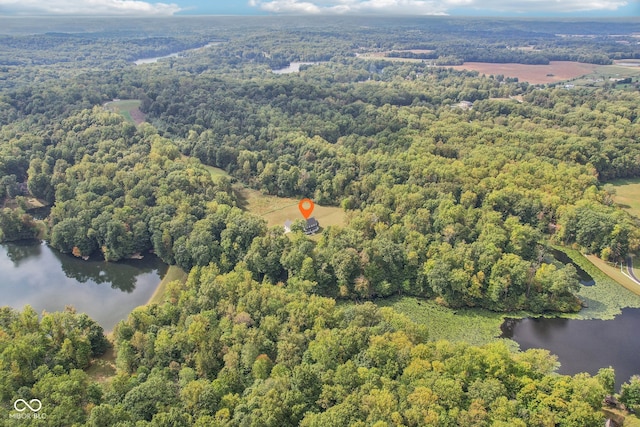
[298, 198, 315, 219]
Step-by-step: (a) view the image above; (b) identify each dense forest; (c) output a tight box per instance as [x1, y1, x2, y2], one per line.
[1, 16, 640, 425]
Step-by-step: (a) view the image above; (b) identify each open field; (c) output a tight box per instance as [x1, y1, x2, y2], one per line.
[586, 254, 640, 297]
[356, 51, 427, 63]
[147, 265, 187, 305]
[104, 99, 145, 125]
[202, 164, 231, 182]
[610, 178, 640, 218]
[568, 64, 640, 88]
[2, 196, 46, 210]
[86, 338, 116, 383]
[357, 49, 434, 58]
[450, 61, 601, 84]
[187, 160, 346, 232]
[614, 59, 640, 66]
[233, 185, 346, 234]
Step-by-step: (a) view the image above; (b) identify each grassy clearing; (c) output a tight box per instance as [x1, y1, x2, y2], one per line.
[586, 254, 640, 297]
[203, 164, 232, 182]
[147, 265, 187, 305]
[104, 99, 144, 125]
[233, 185, 346, 232]
[374, 296, 515, 348]
[2, 196, 47, 210]
[554, 246, 640, 319]
[86, 337, 116, 383]
[610, 177, 640, 218]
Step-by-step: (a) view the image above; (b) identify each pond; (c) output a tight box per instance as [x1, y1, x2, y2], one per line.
[551, 248, 595, 286]
[502, 308, 640, 389]
[0, 241, 167, 331]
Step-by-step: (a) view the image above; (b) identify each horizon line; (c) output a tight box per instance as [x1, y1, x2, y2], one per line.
[0, 14, 639, 19]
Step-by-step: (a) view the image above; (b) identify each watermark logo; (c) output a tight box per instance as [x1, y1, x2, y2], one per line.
[14, 399, 42, 413]
[9, 399, 46, 420]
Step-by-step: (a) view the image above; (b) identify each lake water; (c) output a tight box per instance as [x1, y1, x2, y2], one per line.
[501, 250, 636, 389]
[134, 42, 221, 65]
[0, 241, 167, 331]
[272, 62, 318, 74]
[502, 308, 640, 389]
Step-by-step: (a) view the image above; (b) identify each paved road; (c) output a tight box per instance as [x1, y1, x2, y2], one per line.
[626, 256, 640, 285]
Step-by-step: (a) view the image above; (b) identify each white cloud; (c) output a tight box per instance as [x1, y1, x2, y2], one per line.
[250, 0, 448, 14]
[0, 0, 181, 16]
[248, 0, 633, 14]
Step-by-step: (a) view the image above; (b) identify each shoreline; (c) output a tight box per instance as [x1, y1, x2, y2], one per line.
[146, 265, 188, 305]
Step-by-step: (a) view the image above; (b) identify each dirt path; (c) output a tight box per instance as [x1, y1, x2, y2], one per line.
[129, 107, 146, 125]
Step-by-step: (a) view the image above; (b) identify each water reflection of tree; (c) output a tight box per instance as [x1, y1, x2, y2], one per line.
[2, 240, 42, 266]
[530, 317, 569, 339]
[500, 318, 519, 337]
[51, 249, 164, 293]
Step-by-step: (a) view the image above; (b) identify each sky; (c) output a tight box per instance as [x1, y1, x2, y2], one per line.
[0, 0, 638, 17]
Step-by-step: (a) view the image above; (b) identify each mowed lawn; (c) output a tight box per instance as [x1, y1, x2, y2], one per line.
[233, 185, 346, 233]
[610, 178, 640, 218]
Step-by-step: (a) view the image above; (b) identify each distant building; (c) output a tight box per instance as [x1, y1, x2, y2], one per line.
[283, 220, 293, 233]
[304, 217, 320, 235]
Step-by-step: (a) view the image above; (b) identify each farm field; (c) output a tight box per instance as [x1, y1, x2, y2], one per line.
[104, 99, 145, 125]
[450, 61, 601, 84]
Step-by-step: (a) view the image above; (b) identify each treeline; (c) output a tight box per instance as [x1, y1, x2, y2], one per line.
[0, 34, 210, 67]
[0, 105, 592, 311]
